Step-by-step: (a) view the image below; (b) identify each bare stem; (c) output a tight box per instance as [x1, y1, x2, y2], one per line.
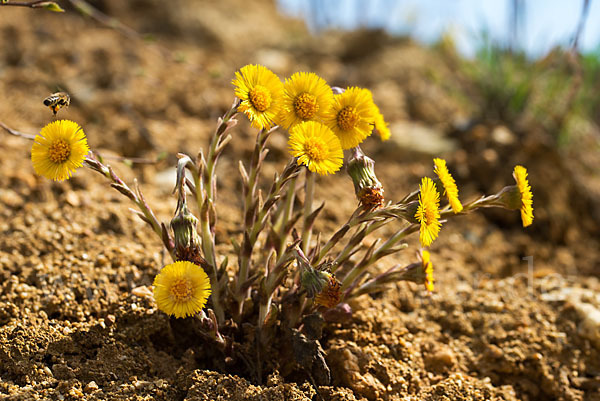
[341, 223, 417, 291]
[0, 0, 53, 8]
[301, 170, 315, 255]
[194, 100, 239, 324]
[0, 121, 36, 140]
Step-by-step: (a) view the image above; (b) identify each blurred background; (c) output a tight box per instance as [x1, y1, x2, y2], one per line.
[279, 0, 599, 58]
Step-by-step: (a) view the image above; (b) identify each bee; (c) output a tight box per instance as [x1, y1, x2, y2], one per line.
[43, 92, 70, 115]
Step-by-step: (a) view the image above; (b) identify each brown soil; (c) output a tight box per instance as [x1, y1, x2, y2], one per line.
[1, 1, 600, 400]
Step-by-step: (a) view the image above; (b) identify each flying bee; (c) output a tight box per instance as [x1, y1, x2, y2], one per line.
[43, 92, 70, 115]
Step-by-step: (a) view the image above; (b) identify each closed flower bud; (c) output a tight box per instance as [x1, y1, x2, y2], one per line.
[297, 249, 342, 309]
[347, 147, 384, 209]
[301, 266, 332, 299]
[171, 201, 203, 265]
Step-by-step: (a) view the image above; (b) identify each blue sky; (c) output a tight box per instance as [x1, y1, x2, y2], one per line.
[277, 0, 600, 57]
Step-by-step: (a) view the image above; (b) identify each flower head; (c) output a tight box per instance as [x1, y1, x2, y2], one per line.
[374, 108, 391, 141]
[31, 120, 90, 181]
[288, 121, 343, 176]
[323, 87, 377, 149]
[278, 72, 333, 129]
[232, 64, 284, 129]
[347, 147, 384, 208]
[153, 261, 211, 318]
[513, 165, 533, 227]
[421, 250, 434, 292]
[433, 158, 463, 213]
[415, 177, 441, 247]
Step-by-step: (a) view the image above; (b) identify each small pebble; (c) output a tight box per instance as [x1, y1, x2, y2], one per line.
[84, 381, 99, 394]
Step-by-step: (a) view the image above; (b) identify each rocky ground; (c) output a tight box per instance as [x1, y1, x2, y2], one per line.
[1, 1, 600, 400]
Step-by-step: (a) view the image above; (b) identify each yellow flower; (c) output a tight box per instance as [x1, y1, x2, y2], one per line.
[232, 64, 284, 129]
[433, 158, 463, 213]
[153, 261, 211, 318]
[415, 177, 441, 247]
[513, 165, 533, 227]
[374, 108, 391, 141]
[422, 250, 434, 292]
[288, 121, 343, 176]
[278, 72, 333, 129]
[31, 120, 90, 181]
[323, 87, 377, 149]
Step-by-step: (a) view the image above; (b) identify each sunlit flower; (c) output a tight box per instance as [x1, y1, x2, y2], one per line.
[153, 261, 211, 318]
[278, 72, 333, 129]
[415, 177, 441, 247]
[31, 120, 90, 181]
[232, 64, 284, 129]
[421, 250, 434, 292]
[374, 107, 391, 141]
[433, 158, 463, 213]
[288, 121, 343, 176]
[323, 87, 377, 149]
[513, 165, 533, 227]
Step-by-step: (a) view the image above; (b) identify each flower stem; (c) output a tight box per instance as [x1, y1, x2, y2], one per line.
[301, 170, 315, 255]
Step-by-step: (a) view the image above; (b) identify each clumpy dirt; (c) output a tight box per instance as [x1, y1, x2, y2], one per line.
[1, 1, 600, 400]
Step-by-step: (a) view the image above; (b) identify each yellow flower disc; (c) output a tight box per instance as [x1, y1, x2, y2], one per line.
[31, 120, 90, 181]
[415, 177, 442, 247]
[288, 121, 343, 176]
[232, 64, 284, 129]
[323, 87, 377, 150]
[433, 158, 463, 213]
[278, 72, 334, 129]
[153, 261, 211, 318]
[513, 165, 533, 227]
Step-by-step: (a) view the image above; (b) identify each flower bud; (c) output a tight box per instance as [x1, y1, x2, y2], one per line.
[347, 147, 384, 209]
[297, 250, 342, 309]
[171, 201, 203, 265]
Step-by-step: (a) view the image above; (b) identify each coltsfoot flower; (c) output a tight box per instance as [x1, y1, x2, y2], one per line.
[323, 87, 377, 149]
[415, 177, 442, 247]
[513, 165, 533, 227]
[278, 72, 333, 129]
[232, 64, 284, 129]
[374, 107, 391, 141]
[288, 121, 343, 176]
[433, 158, 463, 213]
[31, 120, 90, 181]
[421, 250, 434, 292]
[153, 261, 211, 318]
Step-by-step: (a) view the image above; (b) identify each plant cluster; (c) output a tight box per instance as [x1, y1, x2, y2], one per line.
[3, 64, 533, 374]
